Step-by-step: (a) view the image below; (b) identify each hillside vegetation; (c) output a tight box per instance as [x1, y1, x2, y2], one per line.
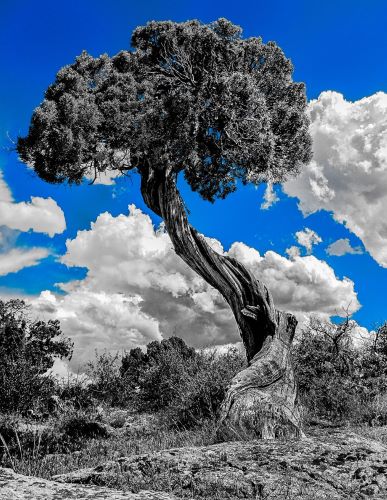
[1, 298, 387, 498]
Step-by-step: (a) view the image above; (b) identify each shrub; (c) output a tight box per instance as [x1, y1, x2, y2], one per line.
[360, 322, 387, 396]
[293, 318, 358, 421]
[161, 347, 246, 427]
[0, 299, 73, 414]
[132, 337, 199, 412]
[58, 411, 108, 444]
[0, 408, 109, 468]
[292, 316, 387, 424]
[85, 351, 134, 407]
[57, 375, 95, 410]
[121, 337, 246, 427]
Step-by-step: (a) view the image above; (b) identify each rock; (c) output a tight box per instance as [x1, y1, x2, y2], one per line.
[0, 467, 177, 499]
[53, 428, 387, 499]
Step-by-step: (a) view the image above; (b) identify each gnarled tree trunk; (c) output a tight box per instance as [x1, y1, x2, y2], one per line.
[140, 166, 302, 439]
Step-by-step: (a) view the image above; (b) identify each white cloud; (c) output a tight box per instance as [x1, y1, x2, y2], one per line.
[284, 91, 387, 267]
[61, 205, 205, 298]
[295, 228, 322, 253]
[351, 323, 374, 346]
[285, 246, 301, 260]
[0, 247, 50, 276]
[327, 238, 363, 257]
[59, 205, 236, 358]
[32, 290, 162, 370]
[295, 315, 373, 347]
[0, 171, 66, 237]
[227, 242, 360, 317]
[261, 182, 279, 210]
[43, 205, 360, 367]
[84, 169, 121, 186]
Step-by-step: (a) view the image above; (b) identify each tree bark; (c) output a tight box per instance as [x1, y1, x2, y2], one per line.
[140, 166, 302, 439]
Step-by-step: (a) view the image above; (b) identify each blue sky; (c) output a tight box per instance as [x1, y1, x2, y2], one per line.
[0, 0, 386, 353]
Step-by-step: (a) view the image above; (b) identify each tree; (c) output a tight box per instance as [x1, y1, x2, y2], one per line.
[360, 322, 387, 397]
[292, 316, 362, 421]
[371, 322, 387, 356]
[121, 337, 198, 411]
[121, 337, 246, 427]
[0, 299, 73, 412]
[17, 18, 312, 438]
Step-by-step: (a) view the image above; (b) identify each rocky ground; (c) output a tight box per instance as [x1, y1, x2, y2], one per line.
[0, 467, 176, 499]
[2, 426, 387, 499]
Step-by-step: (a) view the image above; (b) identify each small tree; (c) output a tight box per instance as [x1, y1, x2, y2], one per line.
[120, 346, 148, 388]
[86, 351, 125, 406]
[17, 18, 312, 438]
[0, 299, 73, 413]
[121, 337, 246, 427]
[121, 337, 197, 410]
[371, 322, 387, 356]
[293, 316, 362, 421]
[361, 322, 387, 398]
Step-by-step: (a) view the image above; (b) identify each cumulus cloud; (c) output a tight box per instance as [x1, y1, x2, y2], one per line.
[0, 247, 50, 276]
[295, 228, 322, 254]
[261, 182, 279, 210]
[285, 246, 301, 260]
[326, 238, 363, 257]
[59, 205, 236, 356]
[42, 205, 361, 367]
[284, 91, 387, 267]
[227, 242, 359, 317]
[32, 290, 162, 370]
[0, 171, 66, 236]
[295, 314, 373, 347]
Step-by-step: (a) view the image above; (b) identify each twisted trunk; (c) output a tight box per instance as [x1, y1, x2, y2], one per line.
[140, 166, 302, 439]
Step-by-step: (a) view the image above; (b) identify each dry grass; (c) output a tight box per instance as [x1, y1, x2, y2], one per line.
[0, 411, 218, 480]
[348, 423, 387, 445]
[2, 409, 387, 499]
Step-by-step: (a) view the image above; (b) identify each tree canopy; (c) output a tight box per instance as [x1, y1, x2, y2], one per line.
[17, 18, 312, 202]
[0, 299, 73, 412]
[0, 299, 73, 374]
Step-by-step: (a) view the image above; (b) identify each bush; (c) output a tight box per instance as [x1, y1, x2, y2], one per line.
[74, 337, 245, 425]
[293, 317, 387, 425]
[56, 374, 95, 410]
[0, 299, 73, 414]
[86, 351, 124, 406]
[85, 351, 136, 407]
[360, 322, 387, 396]
[120, 337, 246, 427]
[58, 411, 108, 444]
[0, 363, 57, 416]
[160, 347, 246, 427]
[131, 337, 198, 412]
[0, 408, 109, 468]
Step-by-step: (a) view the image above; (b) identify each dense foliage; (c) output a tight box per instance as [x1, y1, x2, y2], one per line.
[17, 18, 311, 202]
[2, 300, 387, 429]
[86, 337, 246, 427]
[293, 318, 387, 424]
[55, 323, 387, 427]
[0, 299, 73, 413]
